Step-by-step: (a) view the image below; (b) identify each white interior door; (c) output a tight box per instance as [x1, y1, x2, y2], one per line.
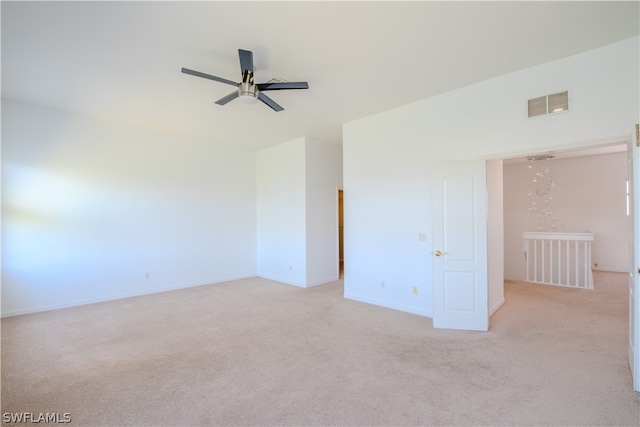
[432, 160, 488, 331]
[629, 124, 640, 392]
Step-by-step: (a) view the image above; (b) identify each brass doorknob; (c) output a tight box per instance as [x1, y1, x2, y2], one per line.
[434, 250, 448, 257]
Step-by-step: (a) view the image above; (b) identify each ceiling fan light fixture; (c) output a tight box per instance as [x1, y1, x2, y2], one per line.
[239, 93, 258, 104]
[239, 82, 258, 104]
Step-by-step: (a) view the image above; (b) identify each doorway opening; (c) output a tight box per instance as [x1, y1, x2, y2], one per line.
[494, 143, 631, 377]
[487, 141, 638, 390]
[500, 143, 629, 294]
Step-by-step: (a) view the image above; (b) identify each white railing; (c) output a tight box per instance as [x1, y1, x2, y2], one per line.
[523, 232, 594, 289]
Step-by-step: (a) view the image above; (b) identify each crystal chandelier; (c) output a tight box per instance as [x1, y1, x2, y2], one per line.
[527, 154, 556, 232]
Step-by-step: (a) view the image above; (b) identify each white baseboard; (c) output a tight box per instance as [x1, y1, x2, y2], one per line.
[592, 267, 627, 273]
[256, 274, 339, 288]
[305, 276, 340, 287]
[343, 292, 432, 318]
[0, 274, 255, 318]
[256, 273, 306, 288]
[489, 297, 506, 317]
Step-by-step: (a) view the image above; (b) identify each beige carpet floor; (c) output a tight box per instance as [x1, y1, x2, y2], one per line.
[2, 271, 639, 426]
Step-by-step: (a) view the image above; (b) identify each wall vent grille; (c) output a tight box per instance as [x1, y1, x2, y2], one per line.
[528, 96, 547, 118]
[527, 90, 569, 118]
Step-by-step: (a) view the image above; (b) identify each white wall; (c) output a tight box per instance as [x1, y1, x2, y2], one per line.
[341, 148, 432, 316]
[504, 151, 630, 280]
[305, 139, 343, 286]
[256, 138, 307, 285]
[1, 100, 257, 316]
[257, 137, 343, 287]
[487, 160, 505, 316]
[343, 37, 639, 317]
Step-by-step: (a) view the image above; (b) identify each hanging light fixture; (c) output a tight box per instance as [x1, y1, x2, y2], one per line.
[527, 154, 556, 232]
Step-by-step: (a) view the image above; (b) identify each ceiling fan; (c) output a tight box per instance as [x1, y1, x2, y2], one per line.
[182, 49, 309, 112]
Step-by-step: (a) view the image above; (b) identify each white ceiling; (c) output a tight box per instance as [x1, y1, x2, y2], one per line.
[2, 1, 639, 151]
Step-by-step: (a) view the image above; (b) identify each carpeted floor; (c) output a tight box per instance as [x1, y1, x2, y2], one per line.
[2, 271, 639, 426]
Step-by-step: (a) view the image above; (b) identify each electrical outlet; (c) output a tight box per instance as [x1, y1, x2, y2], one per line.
[412, 286, 418, 295]
[145, 272, 150, 279]
[381, 281, 385, 289]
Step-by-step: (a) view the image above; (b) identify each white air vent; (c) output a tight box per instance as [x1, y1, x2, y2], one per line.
[548, 91, 569, 113]
[527, 90, 569, 118]
[528, 96, 547, 118]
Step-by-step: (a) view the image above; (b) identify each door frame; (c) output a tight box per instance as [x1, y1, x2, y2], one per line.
[629, 126, 640, 391]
